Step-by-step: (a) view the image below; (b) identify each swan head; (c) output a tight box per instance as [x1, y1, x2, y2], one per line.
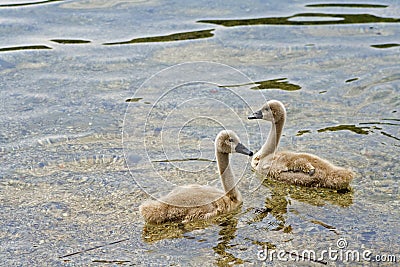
[215, 130, 253, 156]
[248, 100, 286, 124]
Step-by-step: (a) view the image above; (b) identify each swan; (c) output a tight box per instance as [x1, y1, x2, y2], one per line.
[248, 100, 355, 189]
[140, 130, 253, 224]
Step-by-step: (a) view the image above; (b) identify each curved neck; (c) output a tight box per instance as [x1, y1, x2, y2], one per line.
[259, 118, 284, 157]
[216, 151, 240, 200]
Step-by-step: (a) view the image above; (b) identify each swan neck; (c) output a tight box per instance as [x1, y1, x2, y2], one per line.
[216, 151, 240, 200]
[260, 118, 284, 157]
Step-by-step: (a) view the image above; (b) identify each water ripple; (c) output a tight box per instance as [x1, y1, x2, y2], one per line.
[198, 13, 400, 27]
[0, 0, 63, 8]
[0, 45, 51, 52]
[103, 29, 214, 45]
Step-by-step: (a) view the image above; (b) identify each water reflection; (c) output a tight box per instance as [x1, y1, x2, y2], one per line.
[294, 122, 396, 137]
[142, 222, 197, 242]
[103, 29, 214, 45]
[360, 119, 400, 127]
[50, 39, 91, 44]
[345, 77, 359, 83]
[248, 179, 353, 234]
[0, 45, 51, 52]
[152, 158, 215, 163]
[198, 13, 400, 27]
[92, 259, 131, 264]
[380, 131, 400, 142]
[220, 78, 301, 91]
[0, 0, 63, 8]
[125, 97, 143, 103]
[317, 124, 371, 135]
[213, 216, 242, 266]
[305, 3, 388, 8]
[371, 43, 400, 49]
[141, 213, 232, 242]
[316, 121, 400, 142]
[309, 219, 339, 235]
[142, 213, 244, 265]
[296, 130, 311, 136]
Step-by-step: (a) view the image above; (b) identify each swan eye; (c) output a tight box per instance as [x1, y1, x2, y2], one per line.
[228, 138, 234, 142]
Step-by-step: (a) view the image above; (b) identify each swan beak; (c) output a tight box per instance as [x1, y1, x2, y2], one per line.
[235, 143, 253, 157]
[248, 110, 263, 120]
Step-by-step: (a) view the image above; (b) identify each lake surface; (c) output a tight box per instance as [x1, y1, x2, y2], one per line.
[1, 0, 399, 266]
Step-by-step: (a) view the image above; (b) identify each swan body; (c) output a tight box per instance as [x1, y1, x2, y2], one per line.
[140, 130, 253, 224]
[248, 100, 355, 189]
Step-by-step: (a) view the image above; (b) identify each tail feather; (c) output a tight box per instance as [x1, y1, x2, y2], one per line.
[139, 200, 189, 224]
[139, 200, 169, 224]
[324, 168, 355, 190]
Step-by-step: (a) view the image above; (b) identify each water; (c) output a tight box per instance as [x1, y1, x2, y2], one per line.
[1, 0, 399, 266]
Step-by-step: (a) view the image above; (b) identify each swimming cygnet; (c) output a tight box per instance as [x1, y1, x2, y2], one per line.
[248, 100, 355, 189]
[140, 130, 253, 224]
